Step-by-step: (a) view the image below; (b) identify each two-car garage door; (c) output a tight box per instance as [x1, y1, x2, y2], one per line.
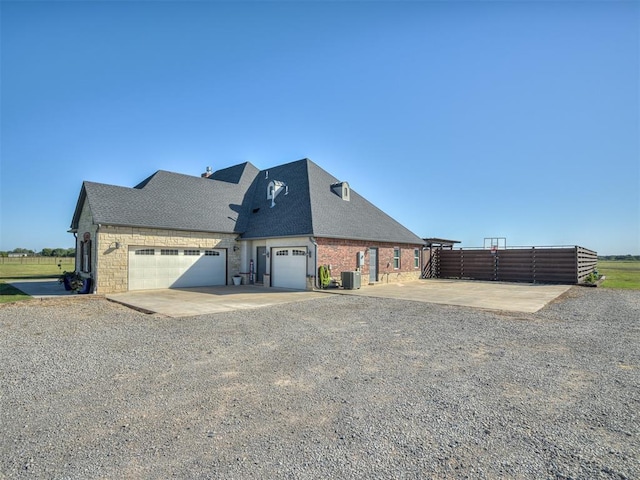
[129, 247, 226, 290]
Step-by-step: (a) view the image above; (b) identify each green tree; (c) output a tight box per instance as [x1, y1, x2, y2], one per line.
[11, 248, 35, 255]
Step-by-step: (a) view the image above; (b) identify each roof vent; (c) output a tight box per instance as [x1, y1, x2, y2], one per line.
[331, 181, 350, 201]
[201, 166, 213, 178]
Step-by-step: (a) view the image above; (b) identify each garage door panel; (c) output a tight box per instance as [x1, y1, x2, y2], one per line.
[272, 247, 307, 290]
[129, 248, 226, 290]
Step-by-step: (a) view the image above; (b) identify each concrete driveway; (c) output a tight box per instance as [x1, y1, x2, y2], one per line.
[105, 280, 571, 317]
[8, 279, 572, 316]
[323, 279, 573, 313]
[107, 285, 323, 317]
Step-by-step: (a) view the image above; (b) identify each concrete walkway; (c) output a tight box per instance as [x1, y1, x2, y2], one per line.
[4, 278, 76, 298]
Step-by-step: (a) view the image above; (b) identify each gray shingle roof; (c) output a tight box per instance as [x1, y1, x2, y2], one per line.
[71, 163, 259, 233]
[71, 158, 423, 245]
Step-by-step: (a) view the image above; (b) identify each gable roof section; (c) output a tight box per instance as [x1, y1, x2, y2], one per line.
[240, 159, 314, 238]
[241, 158, 424, 245]
[71, 163, 260, 233]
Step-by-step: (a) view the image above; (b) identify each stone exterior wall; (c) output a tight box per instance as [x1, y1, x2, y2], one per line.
[95, 225, 240, 294]
[316, 237, 423, 285]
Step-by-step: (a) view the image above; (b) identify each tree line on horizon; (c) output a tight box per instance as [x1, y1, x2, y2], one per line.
[0, 247, 75, 257]
[598, 255, 640, 261]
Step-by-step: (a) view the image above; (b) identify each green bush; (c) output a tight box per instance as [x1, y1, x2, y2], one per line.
[583, 272, 599, 284]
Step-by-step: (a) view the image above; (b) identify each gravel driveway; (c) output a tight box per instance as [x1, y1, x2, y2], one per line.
[1, 288, 638, 479]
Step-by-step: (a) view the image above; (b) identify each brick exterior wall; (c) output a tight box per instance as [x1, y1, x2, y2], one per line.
[315, 237, 423, 285]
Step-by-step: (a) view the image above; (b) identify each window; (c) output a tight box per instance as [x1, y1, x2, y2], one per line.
[393, 248, 401, 269]
[184, 250, 200, 256]
[135, 249, 155, 255]
[81, 239, 92, 273]
[205, 250, 221, 256]
[276, 250, 288, 256]
[414, 249, 420, 268]
[161, 249, 178, 256]
[292, 249, 306, 256]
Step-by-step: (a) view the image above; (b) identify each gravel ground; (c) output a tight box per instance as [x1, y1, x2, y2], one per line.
[1, 287, 638, 479]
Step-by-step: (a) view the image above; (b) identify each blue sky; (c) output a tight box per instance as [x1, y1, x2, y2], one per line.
[1, 1, 638, 255]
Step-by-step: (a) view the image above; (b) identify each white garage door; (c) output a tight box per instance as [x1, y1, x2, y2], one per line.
[271, 247, 307, 290]
[129, 248, 226, 290]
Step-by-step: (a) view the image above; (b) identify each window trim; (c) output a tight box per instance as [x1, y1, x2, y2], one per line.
[414, 249, 420, 268]
[393, 247, 401, 269]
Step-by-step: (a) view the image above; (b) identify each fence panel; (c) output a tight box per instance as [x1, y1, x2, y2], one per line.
[497, 249, 534, 282]
[1, 257, 75, 265]
[577, 247, 598, 283]
[434, 246, 596, 284]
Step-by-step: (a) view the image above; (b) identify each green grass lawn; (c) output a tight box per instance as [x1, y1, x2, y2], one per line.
[598, 261, 640, 290]
[0, 259, 74, 280]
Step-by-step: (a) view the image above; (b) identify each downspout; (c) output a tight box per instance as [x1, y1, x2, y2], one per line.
[310, 237, 319, 289]
[94, 224, 100, 294]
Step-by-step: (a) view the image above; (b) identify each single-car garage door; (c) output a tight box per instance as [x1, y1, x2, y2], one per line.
[129, 247, 226, 290]
[271, 247, 307, 290]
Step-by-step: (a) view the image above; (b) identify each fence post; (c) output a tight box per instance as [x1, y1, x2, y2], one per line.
[532, 247, 536, 284]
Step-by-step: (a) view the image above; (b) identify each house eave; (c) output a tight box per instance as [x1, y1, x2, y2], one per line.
[314, 233, 425, 246]
[94, 222, 238, 235]
[238, 232, 313, 241]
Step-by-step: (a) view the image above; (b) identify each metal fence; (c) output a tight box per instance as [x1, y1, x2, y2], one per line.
[427, 246, 597, 284]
